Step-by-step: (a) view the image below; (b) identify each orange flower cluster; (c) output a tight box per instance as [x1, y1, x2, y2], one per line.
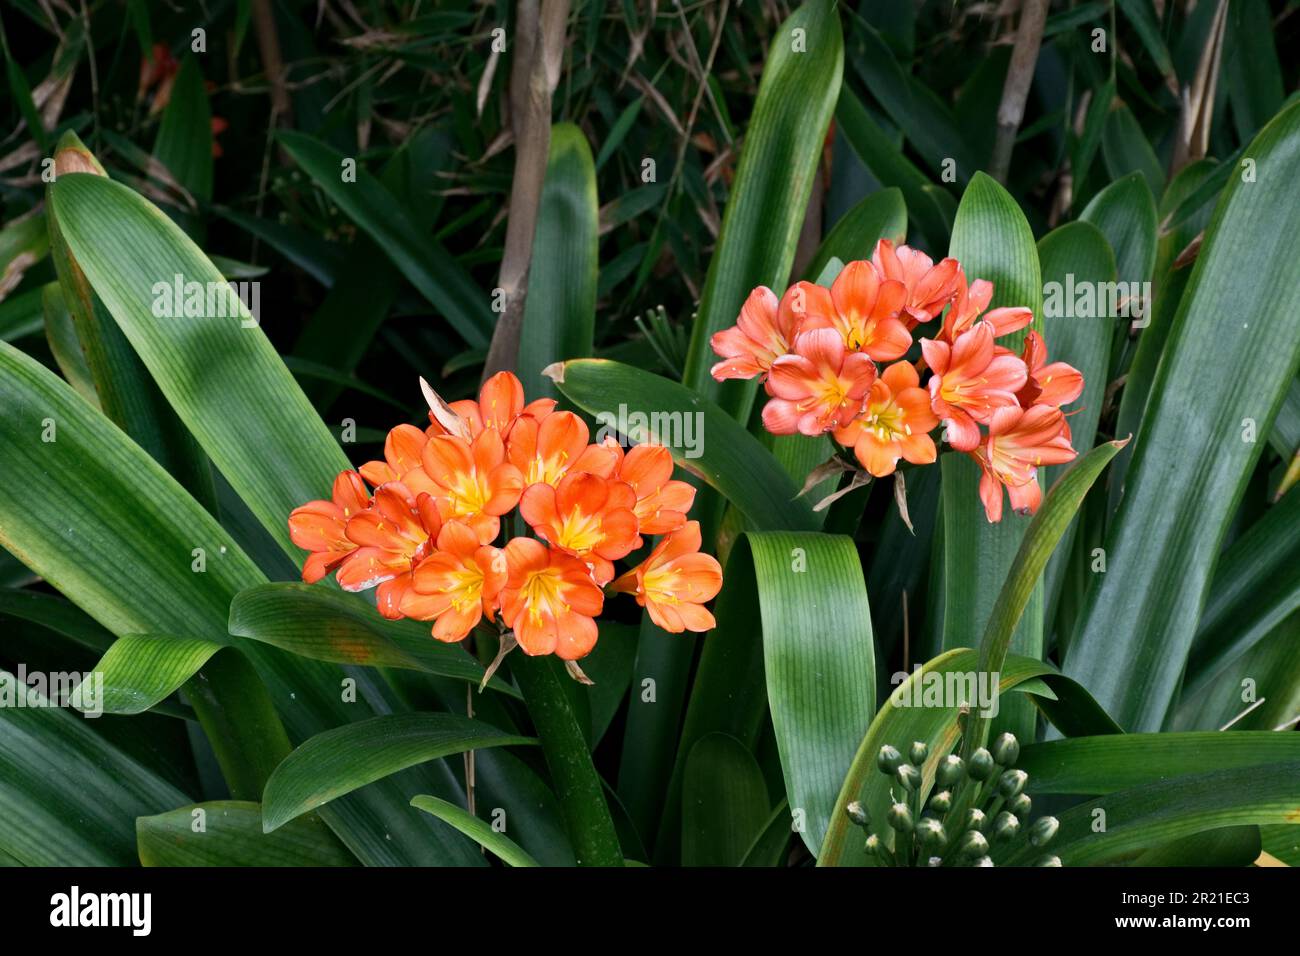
[711, 240, 1083, 522]
[288, 373, 723, 659]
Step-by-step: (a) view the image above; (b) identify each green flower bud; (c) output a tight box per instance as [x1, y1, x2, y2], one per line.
[887, 802, 914, 834]
[916, 817, 948, 850]
[959, 830, 989, 859]
[991, 811, 1020, 843]
[845, 800, 870, 828]
[1035, 854, 1062, 867]
[1029, 815, 1060, 847]
[968, 748, 996, 781]
[864, 833, 883, 858]
[991, 732, 1020, 767]
[1009, 793, 1032, 819]
[935, 754, 965, 788]
[965, 808, 987, 832]
[997, 769, 1028, 800]
[895, 763, 921, 793]
[972, 855, 994, 867]
[909, 741, 928, 766]
[877, 745, 903, 775]
[926, 789, 953, 815]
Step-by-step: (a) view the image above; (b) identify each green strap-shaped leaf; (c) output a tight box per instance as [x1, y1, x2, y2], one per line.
[1018, 732, 1300, 795]
[153, 55, 213, 211]
[801, 188, 907, 283]
[138, 801, 356, 867]
[277, 130, 492, 347]
[410, 795, 540, 867]
[835, 88, 954, 250]
[49, 172, 350, 560]
[262, 714, 534, 833]
[964, 439, 1128, 755]
[740, 800, 794, 867]
[47, 134, 215, 509]
[41, 285, 98, 405]
[0, 669, 190, 865]
[656, 532, 870, 860]
[1109, 160, 1216, 509]
[1180, 487, 1300, 706]
[940, 172, 1043, 744]
[1224, 0, 1285, 142]
[758, 532, 875, 854]
[551, 358, 818, 531]
[680, 0, 843, 423]
[0, 343, 480, 864]
[1101, 104, 1165, 198]
[1079, 171, 1158, 300]
[1116, 0, 1177, 90]
[997, 762, 1300, 866]
[615, 615, 694, 850]
[518, 123, 597, 400]
[682, 733, 772, 867]
[1063, 100, 1300, 731]
[83, 634, 221, 716]
[228, 583, 512, 694]
[1035, 222, 1118, 624]
[845, 19, 978, 184]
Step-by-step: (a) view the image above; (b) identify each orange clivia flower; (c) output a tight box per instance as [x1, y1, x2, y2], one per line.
[401, 521, 507, 643]
[336, 483, 442, 618]
[833, 361, 939, 477]
[871, 239, 960, 328]
[288, 470, 369, 584]
[763, 328, 878, 436]
[359, 423, 429, 488]
[519, 472, 640, 584]
[709, 285, 804, 382]
[610, 521, 722, 633]
[500, 538, 604, 659]
[423, 371, 555, 442]
[970, 404, 1078, 522]
[921, 321, 1028, 452]
[937, 268, 1033, 345]
[1017, 331, 1084, 409]
[506, 409, 617, 488]
[800, 260, 911, 360]
[615, 443, 696, 536]
[420, 429, 524, 542]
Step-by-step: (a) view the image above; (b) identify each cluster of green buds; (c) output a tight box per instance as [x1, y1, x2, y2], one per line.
[844, 732, 1061, 867]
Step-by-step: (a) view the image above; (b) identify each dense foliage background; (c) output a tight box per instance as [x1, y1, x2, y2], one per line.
[0, 0, 1297, 868]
